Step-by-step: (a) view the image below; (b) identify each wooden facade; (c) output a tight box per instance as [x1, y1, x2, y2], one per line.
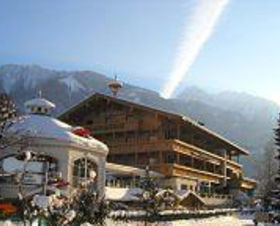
[59, 93, 257, 194]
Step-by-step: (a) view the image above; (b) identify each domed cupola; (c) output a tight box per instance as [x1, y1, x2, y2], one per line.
[24, 92, 55, 115]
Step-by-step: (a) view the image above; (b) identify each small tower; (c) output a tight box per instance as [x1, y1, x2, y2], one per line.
[24, 92, 55, 115]
[107, 75, 123, 97]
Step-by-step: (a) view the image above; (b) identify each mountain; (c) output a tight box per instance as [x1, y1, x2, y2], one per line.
[174, 87, 279, 176]
[0, 64, 278, 177]
[0, 64, 172, 115]
[176, 87, 279, 153]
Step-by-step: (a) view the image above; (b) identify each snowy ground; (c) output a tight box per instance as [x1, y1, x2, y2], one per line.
[0, 214, 255, 226]
[106, 215, 255, 226]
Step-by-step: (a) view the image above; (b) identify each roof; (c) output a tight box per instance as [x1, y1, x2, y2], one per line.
[155, 189, 181, 199]
[105, 187, 141, 201]
[104, 187, 205, 203]
[59, 92, 249, 155]
[178, 190, 206, 205]
[106, 162, 163, 177]
[24, 98, 56, 109]
[5, 114, 108, 152]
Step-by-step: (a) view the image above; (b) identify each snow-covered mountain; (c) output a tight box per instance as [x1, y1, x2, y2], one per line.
[176, 86, 279, 151]
[0, 64, 106, 113]
[0, 64, 278, 177]
[0, 64, 164, 114]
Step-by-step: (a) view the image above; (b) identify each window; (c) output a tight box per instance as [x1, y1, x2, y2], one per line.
[179, 155, 191, 166]
[165, 152, 176, 164]
[86, 120, 93, 125]
[181, 184, 188, 190]
[73, 158, 97, 187]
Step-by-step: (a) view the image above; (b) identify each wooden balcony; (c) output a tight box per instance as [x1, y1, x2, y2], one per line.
[108, 139, 243, 176]
[172, 139, 243, 172]
[227, 159, 243, 174]
[152, 163, 225, 184]
[89, 121, 139, 133]
[241, 177, 257, 190]
[109, 139, 173, 154]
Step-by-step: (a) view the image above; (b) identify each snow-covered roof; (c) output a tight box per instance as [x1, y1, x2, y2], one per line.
[24, 98, 56, 109]
[105, 187, 141, 201]
[178, 190, 205, 204]
[6, 114, 108, 152]
[106, 162, 163, 177]
[155, 189, 180, 199]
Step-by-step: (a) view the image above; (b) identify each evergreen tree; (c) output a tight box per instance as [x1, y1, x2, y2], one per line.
[137, 166, 179, 223]
[138, 166, 161, 217]
[71, 191, 109, 226]
[274, 113, 280, 208]
[257, 140, 277, 207]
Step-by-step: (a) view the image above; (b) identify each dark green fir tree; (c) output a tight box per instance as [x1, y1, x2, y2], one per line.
[274, 113, 280, 208]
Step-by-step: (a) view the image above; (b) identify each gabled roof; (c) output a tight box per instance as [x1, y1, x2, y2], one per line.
[179, 190, 206, 206]
[58, 92, 249, 155]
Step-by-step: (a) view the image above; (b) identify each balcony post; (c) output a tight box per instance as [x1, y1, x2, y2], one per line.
[134, 149, 138, 165]
[203, 160, 206, 171]
[176, 152, 180, 164]
[213, 164, 216, 174]
[223, 149, 227, 187]
[159, 151, 163, 164]
[176, 124, 181, 139]
[191, 156, 194, 167]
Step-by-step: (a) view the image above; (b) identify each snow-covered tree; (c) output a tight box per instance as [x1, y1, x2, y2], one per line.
[70, 188, 110, 226]
[21, 177, 110, 226]
[138, 166, 161, 217]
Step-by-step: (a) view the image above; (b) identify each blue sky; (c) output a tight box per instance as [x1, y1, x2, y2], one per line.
[0, 0, 280, 104]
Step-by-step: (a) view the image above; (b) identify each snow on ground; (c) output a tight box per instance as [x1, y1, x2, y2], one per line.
[169, 215, 254, 226]
[0, 215, 255, 226]
[106, 215, 254, 226]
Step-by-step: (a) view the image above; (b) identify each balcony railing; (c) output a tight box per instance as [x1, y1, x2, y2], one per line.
[109, 139, 243, 174]
[241, 177, 257, 190]
[150, 163, 226, 184]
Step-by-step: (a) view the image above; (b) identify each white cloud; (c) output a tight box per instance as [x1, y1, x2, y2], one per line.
[161, 0, 230, 99]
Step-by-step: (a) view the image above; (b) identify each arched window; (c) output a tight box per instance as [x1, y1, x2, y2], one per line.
[72, 158, 97, 187]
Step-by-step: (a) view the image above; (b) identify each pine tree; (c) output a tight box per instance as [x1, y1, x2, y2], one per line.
[274, 113, 280, 208]
[256, 140, 277, 208]
[138, 166, 161, 217]
[70, 190, 110, 226]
